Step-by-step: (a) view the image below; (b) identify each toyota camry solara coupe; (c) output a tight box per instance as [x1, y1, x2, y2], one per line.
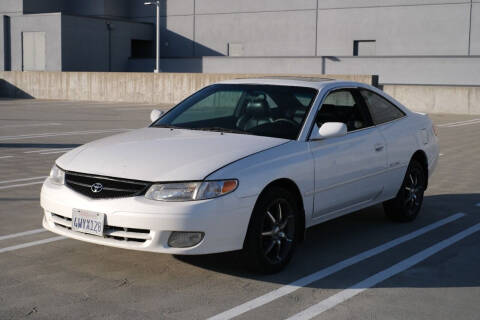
[41, 78, 438, 273]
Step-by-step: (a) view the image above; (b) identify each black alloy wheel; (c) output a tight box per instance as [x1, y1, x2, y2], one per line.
[384, 159, 426, 222]
[244, 187, 299, 273]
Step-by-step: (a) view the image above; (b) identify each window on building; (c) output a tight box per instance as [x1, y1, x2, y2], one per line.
[22, 32, 46, 71]
[353, 40, 376, 56]
[131, 39, 154, 58]
[360, 89, 405, 124]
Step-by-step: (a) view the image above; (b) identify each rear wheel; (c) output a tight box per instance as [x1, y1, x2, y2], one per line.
[384, 159, 426, 222]
[243, 187, 298, 273]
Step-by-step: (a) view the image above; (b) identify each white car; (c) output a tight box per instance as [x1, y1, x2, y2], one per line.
[41, 78, 438, 273]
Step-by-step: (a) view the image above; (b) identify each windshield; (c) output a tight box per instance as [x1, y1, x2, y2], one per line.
[152, 84, 318, 140]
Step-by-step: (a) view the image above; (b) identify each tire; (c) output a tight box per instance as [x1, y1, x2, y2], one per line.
[384, 159, 426, 222]
[243, 187, 299, 273]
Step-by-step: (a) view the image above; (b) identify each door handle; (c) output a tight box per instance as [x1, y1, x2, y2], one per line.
[374, 144, 384, 152]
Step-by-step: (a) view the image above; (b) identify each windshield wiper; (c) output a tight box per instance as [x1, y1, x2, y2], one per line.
[192, 127, 255, 135]
[153, 125, 256, 136]
[152, 124, 183, 129]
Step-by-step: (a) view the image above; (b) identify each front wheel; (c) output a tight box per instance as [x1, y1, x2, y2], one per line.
[243, 187, 299, 273]
[384, 159, 426, 222]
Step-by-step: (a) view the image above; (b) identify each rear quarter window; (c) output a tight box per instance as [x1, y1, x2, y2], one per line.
[360, 90, 405, 125]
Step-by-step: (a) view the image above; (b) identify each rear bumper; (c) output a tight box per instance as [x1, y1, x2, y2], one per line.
[41, 178, 256, 255]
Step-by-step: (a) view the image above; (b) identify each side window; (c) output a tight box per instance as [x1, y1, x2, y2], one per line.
[316, 89, 372, 132]
[360, 90, 405, 125]
[323, 90, 356, 107]
[172, 90, 242, 124]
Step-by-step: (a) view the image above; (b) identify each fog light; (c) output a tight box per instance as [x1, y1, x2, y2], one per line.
[168, 232, 204, 248]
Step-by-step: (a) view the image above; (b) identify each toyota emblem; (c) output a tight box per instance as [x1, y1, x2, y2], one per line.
[90, 183, 104, 193]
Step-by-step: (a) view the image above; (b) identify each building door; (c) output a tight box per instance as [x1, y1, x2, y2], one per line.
[22, 32, 46, 71]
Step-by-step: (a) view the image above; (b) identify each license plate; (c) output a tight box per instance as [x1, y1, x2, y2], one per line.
[72, 209, 104, 236]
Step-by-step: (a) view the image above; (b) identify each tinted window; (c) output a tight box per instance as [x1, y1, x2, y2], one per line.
[316, 89, 373, 132]
[323, 90, 356, 107]
[172, 90, 242, 124]
[154, 84, 318, 140]
[360, 90, 405, 124]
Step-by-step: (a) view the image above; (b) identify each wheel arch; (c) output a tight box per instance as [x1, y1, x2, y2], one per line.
[411, 150, 429, 189]
[250, 178, 306, 243]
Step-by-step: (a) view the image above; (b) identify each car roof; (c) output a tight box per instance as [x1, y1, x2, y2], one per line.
[216, 77, 345, 89]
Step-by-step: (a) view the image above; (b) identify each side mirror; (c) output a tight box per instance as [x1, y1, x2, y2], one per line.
[310, 122, 347, 140]
[150, 109, 165, 122]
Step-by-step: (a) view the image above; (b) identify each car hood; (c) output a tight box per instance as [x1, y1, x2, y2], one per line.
[56, 127, 288, 181]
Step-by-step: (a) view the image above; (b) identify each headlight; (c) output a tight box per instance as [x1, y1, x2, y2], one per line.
[145, 180, 238, 201]
[49, 165, 65, 185]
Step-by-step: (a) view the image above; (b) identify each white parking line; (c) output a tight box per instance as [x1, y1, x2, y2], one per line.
[444, 121, 480, 128]
[0, 228, 46, 241]
[0, 156, 14, 159]
[207, 213, 464, 320]
[287, 222, 480, 320]
[40, 150, 71, 155]
[0, 176, 47, 184]
[0, 128, 131, 141]
[0, 181, 45, 190]
[0, 123, 62, 129]
[0, 176, 47, 190]
[0, 236, 65, 254]
[437, 118, 480, 128]
[24, 148, 72, 154]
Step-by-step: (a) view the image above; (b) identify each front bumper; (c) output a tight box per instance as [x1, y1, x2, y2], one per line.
[41, 178, 256, 255]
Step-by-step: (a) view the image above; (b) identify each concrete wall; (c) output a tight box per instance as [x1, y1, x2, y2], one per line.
[9, 13, 62, 71]
[0, 71, 374, 104]
[3, 0, 479, 85]
[0, 71, 478, 115]
[61, 15, 153, 72]
[22, 0, 65, 14]
[0, 0, 22, 14]
[61, 15, 108, 72]
[133, 0, 480, 86]
[22, 0, 136, 19]
[62, 0, 104, 17]
[104, 0, 131, 19]
[195, 10, 317, 57]
[127, 58, 204, 73]
[198, 56, 480, 86]
[0, 0, 20, 71]
[384, 85, 480, 115]
[13, 0, 479, 58]
[316, 3, 471, 56]
[2, 9, 154, 72]
[130, 0, 194, 22]
[471, 2, 480, 55]
[145, 0, 480, 58]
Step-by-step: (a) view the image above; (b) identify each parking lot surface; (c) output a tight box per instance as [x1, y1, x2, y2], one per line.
[0, 99, 479, 320]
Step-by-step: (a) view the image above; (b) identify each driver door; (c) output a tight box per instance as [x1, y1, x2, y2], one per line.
[309, 88, 387, 219]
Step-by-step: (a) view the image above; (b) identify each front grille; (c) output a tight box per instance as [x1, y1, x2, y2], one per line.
[65, 171, 150, 199]
[51, 213, 151, 243]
